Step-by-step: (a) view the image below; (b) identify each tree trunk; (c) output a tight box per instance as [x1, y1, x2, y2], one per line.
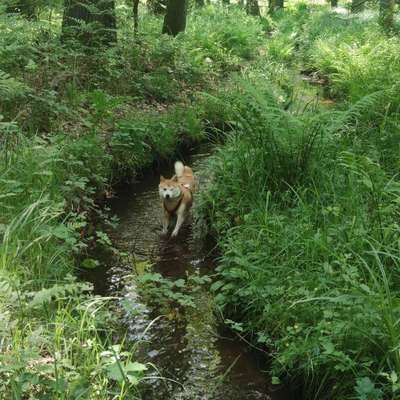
[269, 0, 283, 13]
[61, 0, 117, 47]
[162, 0, 187, 36]
[6, 0, 36, 18]
[380, 0, 395, 30]
[351, 0, 364, 12]
[246, 0, 260, 16]
[331, 0, 338, 7]
[133, 0, 139, 34]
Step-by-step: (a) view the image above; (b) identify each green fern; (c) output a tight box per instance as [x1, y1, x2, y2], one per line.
[28, 279, 92, 309]
[0, 69, 28, 100]
[329, 85, 400, 135]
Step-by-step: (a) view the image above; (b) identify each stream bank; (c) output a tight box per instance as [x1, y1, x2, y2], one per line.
[82, 145, 293, 400]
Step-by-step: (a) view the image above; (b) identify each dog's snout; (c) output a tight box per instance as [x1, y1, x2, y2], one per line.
[165, 194, 170, 199]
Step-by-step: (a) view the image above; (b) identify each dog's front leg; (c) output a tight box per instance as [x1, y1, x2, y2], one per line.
[171, 207, 186, 238]
[162, 210, 170, 235]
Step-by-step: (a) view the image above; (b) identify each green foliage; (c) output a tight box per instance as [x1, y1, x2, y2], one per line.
[110, 105, 204, 177]
[101, 345, 147, 387]
[197, 18, 400, 395]
[197, 79, 321, 233]
[0, 131, 149, 397]
[309, 27, 400, 102]
[137, 270, 211, 309]
[0, 3, 268, 398]
[0, 70, 28, 99]
[4, 1, 400, 399]
[264, 1, 311, 65]
[264, 6, 400, 103]
[187, 6, 264, 61]
[355, 378, 383, 400]
[0, 274, 145, 399]
[198, 14, 400, 396]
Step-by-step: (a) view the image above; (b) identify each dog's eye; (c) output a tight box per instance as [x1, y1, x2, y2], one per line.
[163, 188, 167, 191]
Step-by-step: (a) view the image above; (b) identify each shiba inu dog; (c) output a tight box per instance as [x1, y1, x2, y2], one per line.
[159, 161, 196, 237]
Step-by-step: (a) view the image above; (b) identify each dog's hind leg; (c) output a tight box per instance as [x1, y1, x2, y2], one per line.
[171, 207, 186, 238]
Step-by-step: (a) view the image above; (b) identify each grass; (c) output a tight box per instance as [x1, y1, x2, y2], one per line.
[3, 1, 400, 398]
[0, 134, 147, 399]
[0, 3, 269, 398]
[197, 4, 400, 400]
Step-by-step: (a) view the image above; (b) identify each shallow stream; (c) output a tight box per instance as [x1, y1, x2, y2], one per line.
[83, 146, 292, 400]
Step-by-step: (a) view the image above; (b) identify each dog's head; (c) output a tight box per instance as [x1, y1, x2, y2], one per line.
[159, 175, 181, 200]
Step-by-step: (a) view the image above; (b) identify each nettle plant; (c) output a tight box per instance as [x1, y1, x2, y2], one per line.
[0, 272, 147, 398]
[137, 270, 212, 311]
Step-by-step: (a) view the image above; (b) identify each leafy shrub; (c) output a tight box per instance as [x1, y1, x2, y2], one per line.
[267, 6, 400, 104]
[186, 6, 264, 63]
[0, 271, 145, 399]
[0, 13, 38, 73]
[267, 34, 296, 64]
[207, 146, 400, 399]
[0, 130, 147, 398]
[264, 2, 311, 65]
[197, 80, 321, 232]
[0, 4, 282, 399]
[110, 105, 204, 177]
[310, 29, 400, 102]
[199, 77, 400, 400]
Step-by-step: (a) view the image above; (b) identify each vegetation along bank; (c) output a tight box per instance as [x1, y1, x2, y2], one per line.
[1, 0, 400, 399]
[198, 3, 400, 400]
[0, 2, 268, 398]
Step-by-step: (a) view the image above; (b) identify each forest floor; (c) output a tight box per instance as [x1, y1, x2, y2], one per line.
[0, 5, 277, 399]
[1, 2, 400, 400]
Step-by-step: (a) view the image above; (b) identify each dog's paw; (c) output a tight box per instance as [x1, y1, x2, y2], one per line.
[171, 230, 179, 238]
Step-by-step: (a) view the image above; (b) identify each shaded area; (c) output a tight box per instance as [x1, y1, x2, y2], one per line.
[83, 146, 292, 400]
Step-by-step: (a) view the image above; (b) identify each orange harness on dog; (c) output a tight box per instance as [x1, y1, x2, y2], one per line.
[164, 194, 183, 214]
[163, 184, 192, 214]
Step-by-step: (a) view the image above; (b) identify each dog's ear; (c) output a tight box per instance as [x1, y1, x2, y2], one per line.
[160, 175, 165, 182]
[172, 175, 178, 182]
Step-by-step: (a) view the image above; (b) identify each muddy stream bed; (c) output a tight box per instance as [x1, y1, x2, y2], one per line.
[83, 146, 292, 400]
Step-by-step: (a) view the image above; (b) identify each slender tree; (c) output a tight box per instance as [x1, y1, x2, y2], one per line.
[380, 0, 395, 30]
[246, 0, 260, 16]
[133, 0, 139, 34]
[162, 0, 187, 36]
[62, 0, 117, 46]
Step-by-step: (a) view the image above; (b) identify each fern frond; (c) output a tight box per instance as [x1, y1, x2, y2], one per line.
[0, 70, 28, 100]
[328, 85, 400, 135]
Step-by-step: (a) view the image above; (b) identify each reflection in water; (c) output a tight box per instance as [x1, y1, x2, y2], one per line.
[82, 148, 291, 400]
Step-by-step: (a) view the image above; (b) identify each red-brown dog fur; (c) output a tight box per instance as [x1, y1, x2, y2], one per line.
[159, 161, 196, 237]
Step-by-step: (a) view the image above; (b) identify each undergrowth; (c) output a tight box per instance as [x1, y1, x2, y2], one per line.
[3, 1, 400, 398]
[198, 4, 400, 399]
[0, 3, 267, 398]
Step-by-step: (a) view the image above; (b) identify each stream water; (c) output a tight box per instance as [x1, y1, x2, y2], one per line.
[83, 146, 292, 400]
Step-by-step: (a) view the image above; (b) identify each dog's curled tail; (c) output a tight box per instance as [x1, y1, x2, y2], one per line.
[174, 161, 185, 178]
